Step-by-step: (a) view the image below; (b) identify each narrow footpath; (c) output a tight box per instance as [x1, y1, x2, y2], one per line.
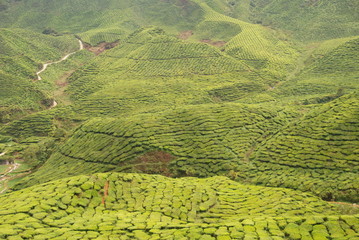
[36, 39, 84, 80]
[0, 152, 21, 194]
[329, 201, 359, 208]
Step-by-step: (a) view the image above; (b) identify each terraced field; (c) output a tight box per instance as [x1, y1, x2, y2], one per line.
[0, 0, 204, 45]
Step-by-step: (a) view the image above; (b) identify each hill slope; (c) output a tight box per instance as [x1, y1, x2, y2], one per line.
[222, 0, 359, 41]
[0, 0, 358, 210]
[0, 28, 79, 122]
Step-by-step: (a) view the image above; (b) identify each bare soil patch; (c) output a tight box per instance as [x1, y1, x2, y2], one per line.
[55, 70, 75, 87]
[102, 181, 110, 207]
[200, 39, 227, 47]
[83, 41, 119, 55]
[133, 151, 175, 177]
[329, 201, 359, 208]
[178, 30, 193, 40]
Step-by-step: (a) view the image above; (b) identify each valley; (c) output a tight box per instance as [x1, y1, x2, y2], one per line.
[0, 0, 358, 239]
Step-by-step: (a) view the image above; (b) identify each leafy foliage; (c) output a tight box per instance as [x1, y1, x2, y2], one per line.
[2, 173, 358, 239]
[0, 28, 79, 122]
[0, 2, 358, 235]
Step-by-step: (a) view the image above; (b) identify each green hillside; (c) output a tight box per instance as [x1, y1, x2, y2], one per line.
[12, 93, 359, 202]
[271, 36, 359, 104]
[0, 28, 80, 122]
[0, 0, 358, 237]
[1, 0, 358, 42]
[246, 92, 359, 202]
[222, 0, 359, 41]
[0, 0, 204, 45]
[11, 103, 289, 189]
[2, 172, 358, 239]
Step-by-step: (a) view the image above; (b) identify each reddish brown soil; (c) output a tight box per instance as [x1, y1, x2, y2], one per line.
[102, 181, 109, 207]
[55, 70, 75, 87]
[83, 41, 119, 55]
[178, 30, 193, 40]
[56, 81, 68, 87]
[305, 0, 319, 6]
[133, 151, 175, 177]
[200, 39, 227, 47]
[329, 201, 359, 208]
[179, 0, 189, 5]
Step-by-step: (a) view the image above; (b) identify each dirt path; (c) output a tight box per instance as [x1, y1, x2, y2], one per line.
[50, 100, 58, 109]
[329, 201, 359, 208]
[36, 39, 84, 80]
[0, 162, 20, 194]
[83, 40, 118, 55]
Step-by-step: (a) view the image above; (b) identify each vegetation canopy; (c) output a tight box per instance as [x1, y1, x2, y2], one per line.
[0, 0, 358, 238]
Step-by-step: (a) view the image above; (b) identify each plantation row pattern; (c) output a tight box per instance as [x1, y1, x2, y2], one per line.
[1, 173, 358, 239]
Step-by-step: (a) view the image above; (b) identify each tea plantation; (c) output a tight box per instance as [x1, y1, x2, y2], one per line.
[1, 173, 358, 239]
[0, 28, 79, 122]
[0, 0, 358, 238]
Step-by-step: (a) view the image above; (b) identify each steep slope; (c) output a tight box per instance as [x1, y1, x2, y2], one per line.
[0, 0, 300, 129]
[2, 172, 358, 239]
[12, 94, 359, 202]
[271, 36, 359, 104]
[191, 0, 299, 81]
[3, 0, 357, 42]
[12, 103, 294, 189]
[61, 25, 297, 120]
[0, 0, 299, 81]
[246, 92, 359, 202]
[64, 27, 256, 111]
[4, 29, 359, 203]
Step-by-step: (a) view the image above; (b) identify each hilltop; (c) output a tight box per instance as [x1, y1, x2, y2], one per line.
[0, 0, 358, 238]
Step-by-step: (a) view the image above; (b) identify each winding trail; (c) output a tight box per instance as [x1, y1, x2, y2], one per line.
[329, 201, 359, 208]
[0, 39, 83, 192]
[0, 163, 20, 194]
[50, 100, 58, 109]
[0, 151, 21, 194]
[36, 39, 84, 80]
